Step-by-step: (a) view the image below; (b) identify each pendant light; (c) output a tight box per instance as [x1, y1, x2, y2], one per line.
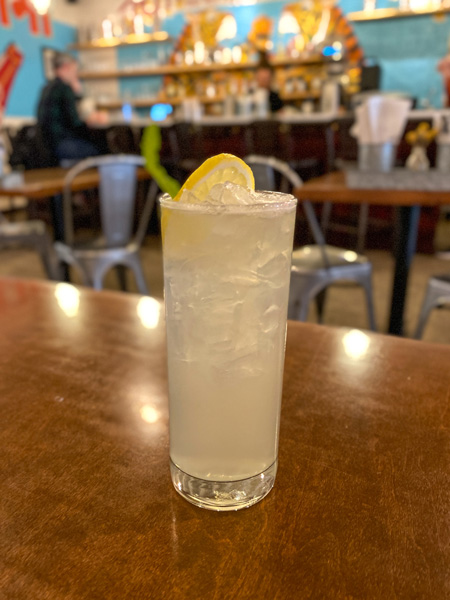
[31, 0, 51, 15]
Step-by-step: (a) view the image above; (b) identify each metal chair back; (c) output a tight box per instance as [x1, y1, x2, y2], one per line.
[58, 154, 156, 293]
[245, 154, 376, 330]
[62, 154, 146, 247]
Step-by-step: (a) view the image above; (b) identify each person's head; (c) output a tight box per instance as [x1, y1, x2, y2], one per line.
[256, 66, 272, 90]
[256, 51, 273, 89]
[53, 52, 78, 83]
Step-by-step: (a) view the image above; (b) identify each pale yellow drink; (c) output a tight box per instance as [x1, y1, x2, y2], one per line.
[161, 166, 296, 510]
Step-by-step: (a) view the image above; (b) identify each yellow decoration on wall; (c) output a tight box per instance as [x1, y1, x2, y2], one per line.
[177, 11, 232, 52]
[284, 0, 333, 47]
[282, 0, 364, 63]
[247, 16, 273, 52]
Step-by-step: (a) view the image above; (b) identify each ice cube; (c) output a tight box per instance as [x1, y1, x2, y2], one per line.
[207, 182, 258, 205]
[260, 304, 281, 334]
[257, 253, 290, 283]
[207, 183, 225, 205]
[225, 182, 257, 205]
[178, 188, 201, 204]
[178, 182, 262, 206]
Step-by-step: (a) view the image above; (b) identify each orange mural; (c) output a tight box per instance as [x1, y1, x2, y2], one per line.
[247, 15, 273, 53]
[0, 0, 52, 37]
[0, 43, 23, 113]
[172, 11, 231, 54]
[329, 5, 363, 64]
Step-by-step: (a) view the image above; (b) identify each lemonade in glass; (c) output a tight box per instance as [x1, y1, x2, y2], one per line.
[161, 155, 297, 510]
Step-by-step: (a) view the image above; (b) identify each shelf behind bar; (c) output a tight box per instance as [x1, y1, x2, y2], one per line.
[79, 55, 327, 80]
[70, 32, 173, 50]
[348, 5, 450, 21]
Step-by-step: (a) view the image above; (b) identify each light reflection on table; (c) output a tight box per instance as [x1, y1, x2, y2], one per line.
[54, 282, 81, 318]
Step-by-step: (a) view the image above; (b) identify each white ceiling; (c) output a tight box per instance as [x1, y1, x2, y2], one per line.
[50, 0, 123, 26]
[49, 0, 80, 25]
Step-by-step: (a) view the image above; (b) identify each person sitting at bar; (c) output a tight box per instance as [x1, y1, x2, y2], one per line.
[37, 52, 107, 163]
[255, 53, 284, 114]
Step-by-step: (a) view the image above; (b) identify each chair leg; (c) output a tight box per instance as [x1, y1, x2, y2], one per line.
[414, 284, 439, 339]
[297, 299, 311, 322]
[320, 202, 332, 238]
[288, 295, 310, 322]
[360, 272, 377, 332]
[36, 235, 60, 281]
[356, 204, 369, 255]
[59, 259, 92, 287]
[91, 267, 106, 290]
[67, 256, 98, 288]
[83, 260, 121, 291]
[315, 288, 327, 324]
[288, 274, 319, 322]
[287, 297, 298, 321]
[54, 243, 92, 286]
[126, 254, 149, 295]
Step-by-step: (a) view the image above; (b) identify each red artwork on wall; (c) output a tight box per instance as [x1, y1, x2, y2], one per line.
[0, 0, 52, 37]
[0, 43, 23, 112]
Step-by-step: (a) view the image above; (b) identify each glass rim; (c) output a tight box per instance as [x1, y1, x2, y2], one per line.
[158, 191, 298, 214]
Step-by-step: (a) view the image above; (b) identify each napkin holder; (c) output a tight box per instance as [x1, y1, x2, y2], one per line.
[436, 143, 450, 172]
[358, 143, 396, 173]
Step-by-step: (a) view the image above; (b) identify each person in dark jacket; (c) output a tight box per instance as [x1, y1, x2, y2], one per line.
[37, 52, 106, 162]
[255, 53, 284, 113]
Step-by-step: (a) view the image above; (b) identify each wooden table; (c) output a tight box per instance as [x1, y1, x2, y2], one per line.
[2, 278, 449, 599]
[294, 171, 450, 336]
[0, 166, 151, 199]
[0, 166, 151, 238]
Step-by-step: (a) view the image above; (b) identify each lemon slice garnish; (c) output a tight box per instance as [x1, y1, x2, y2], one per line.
[162, 154, 255, 243]
[173, 153, 255, 202]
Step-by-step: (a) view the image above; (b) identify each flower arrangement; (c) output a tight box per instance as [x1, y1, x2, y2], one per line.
[405, 122, 438, 171]
[405, 122, 438, 148]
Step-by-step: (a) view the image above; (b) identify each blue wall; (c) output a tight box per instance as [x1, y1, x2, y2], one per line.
[339, 0, 449, 107]
[4, 1, 448, 115]
[0, 17, 76, 117]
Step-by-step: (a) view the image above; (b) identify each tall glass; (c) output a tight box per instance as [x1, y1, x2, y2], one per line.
[160, 191, 297, 511]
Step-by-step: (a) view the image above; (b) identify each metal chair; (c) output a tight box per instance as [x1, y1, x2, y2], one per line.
[55, 154, 157, 293]
[414, 273, 450, 339]
[245, 155, 376, 330]
[320, 199, 370, 255]
[0, 214, 59, 279]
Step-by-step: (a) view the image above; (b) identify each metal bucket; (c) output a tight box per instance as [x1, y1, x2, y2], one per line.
[358, 143, 396, 172]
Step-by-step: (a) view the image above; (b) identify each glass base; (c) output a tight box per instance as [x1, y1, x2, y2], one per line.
[170, 459, 277, 511]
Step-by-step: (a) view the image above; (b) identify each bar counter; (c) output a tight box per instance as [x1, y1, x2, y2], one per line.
[1, 279, 450, 598]
[4, 108, 438, 130]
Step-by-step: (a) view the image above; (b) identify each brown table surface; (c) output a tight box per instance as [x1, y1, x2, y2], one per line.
[1, 278, 450, 599]
[293, 170, 450, 206]
[0, 166, 151, 199]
